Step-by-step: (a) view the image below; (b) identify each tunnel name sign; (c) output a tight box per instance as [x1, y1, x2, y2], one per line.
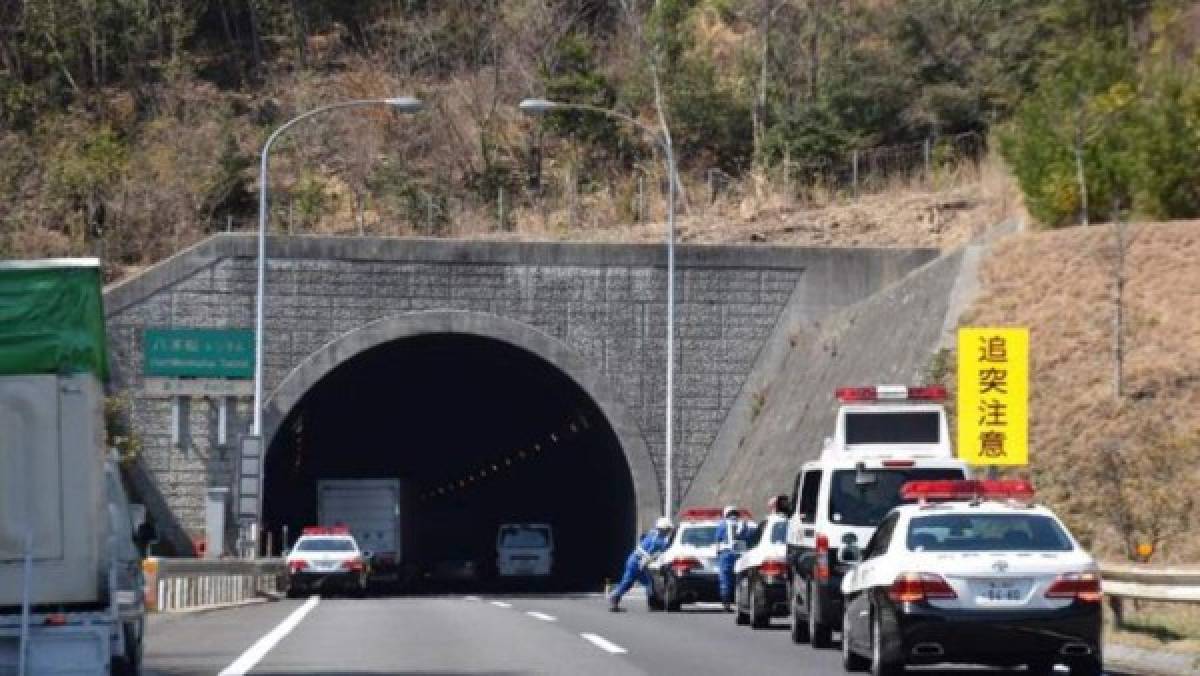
[957, 327, 1029, 466]
[144, 328, 254, 379]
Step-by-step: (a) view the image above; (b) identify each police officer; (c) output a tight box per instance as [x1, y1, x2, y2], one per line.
[609, 517, 673, 611]
[715, 505, 754, 611]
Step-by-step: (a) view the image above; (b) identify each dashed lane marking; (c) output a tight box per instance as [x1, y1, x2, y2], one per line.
[526, 611, 557, 622]
[490, 601, 513, 608]
[580, 633, 628, 655]
[218, 595, 319, 676]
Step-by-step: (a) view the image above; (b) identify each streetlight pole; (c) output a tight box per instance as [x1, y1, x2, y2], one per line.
[518, 98, 679, 519]
[249, 96, 422, 557]
[252, 97, 423, 439]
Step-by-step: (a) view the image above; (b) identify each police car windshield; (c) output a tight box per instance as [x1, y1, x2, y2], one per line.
[678, 525, 719, 547]
[830, 468, 965, 527]
[294, 537, 356, 552]
[499, 527, 550, 548]
[769, 520, 788, 544]
[907, 513, 1074, 552]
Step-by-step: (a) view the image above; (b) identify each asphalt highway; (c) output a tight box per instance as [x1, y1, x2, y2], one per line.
[143, 593, 1137, 675]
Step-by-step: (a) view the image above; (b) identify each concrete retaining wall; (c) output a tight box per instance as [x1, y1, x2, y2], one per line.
[692, 249, 969, 511]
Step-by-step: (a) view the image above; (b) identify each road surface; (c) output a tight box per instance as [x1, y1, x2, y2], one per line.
[143, 593, 1135, 675]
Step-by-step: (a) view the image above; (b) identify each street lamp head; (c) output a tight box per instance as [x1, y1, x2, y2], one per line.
[519, 98, 560, 115]
[385, 96, 424, 113]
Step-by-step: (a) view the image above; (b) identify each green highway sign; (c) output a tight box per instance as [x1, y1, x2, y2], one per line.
[144, 328, 254, 379]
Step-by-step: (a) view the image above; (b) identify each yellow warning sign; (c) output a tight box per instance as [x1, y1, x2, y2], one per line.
[957, 328, 1029, 466]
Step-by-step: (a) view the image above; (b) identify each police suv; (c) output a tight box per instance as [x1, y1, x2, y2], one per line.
[839, 479, 1102, 676]
[786, 385, 970, 648]
[648, 507, 751, 611]
[285, 526, 370, 597]
[733, 512, 790, 628]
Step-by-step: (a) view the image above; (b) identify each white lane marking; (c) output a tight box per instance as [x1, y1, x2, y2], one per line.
[464, 595, 481, 602]
[526, 611, 557, 622]
[490, 601, 512, 608]
[580, 633, 628, 655]
[218, 595, 319, 676]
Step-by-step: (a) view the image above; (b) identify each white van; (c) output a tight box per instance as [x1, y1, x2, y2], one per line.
[496, 523, 553, 577]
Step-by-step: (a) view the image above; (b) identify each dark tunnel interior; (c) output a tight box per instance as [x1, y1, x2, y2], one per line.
[263, 333, 638, 592]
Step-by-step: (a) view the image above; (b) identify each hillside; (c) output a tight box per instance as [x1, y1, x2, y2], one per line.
[959, 221, 1200, 563]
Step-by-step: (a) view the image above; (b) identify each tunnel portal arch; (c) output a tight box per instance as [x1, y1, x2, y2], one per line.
[262, 310, 662, 543]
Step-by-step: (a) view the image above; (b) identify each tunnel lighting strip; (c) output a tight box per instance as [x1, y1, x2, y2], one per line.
[418, 413, 592, 501]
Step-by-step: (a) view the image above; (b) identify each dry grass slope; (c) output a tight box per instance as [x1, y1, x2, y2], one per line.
[960, 221, 1200, 563]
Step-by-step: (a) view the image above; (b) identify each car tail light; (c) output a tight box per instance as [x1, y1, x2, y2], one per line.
[670, 557, 703, 576]
[888, 573, 957, 603]
[815, 534, 830, 583]
[342, 557, 365, 573]
[759, 559, 788, 579]
[1045, 572, 1102, 603]
[288, 559, 309, 573]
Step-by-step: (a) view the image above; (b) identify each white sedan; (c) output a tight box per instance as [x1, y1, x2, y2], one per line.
[839, 480, 1102, 676]
[733, 514, 790, 628]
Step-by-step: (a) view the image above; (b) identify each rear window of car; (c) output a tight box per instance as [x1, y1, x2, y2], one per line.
[769, 520, 788, 544]
[295, 537, 356, 552]
[679, 525, 718, 547]
[499, 526, 551, 549]
[845, 412, 940, 444]
[906, 513, 1074, 552]
[830, 468, 966, 527]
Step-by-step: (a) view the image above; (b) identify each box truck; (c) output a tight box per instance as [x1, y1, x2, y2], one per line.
[316, 479, 408, 588]
[0, 259, 149, 675]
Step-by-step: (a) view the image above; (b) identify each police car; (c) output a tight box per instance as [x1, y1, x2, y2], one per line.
[285, 526, 370, 597]
[839, 480, 1102, 676]
[733, 511, 790, 628]
[786, 385, 970, 648]
[648, 508, 751, 611]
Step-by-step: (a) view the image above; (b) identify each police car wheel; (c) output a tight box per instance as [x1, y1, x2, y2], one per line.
[647, 579, 664, 611]
[870, 612, 902, 676]
[750, 579, 769, 629]
[841, 607, 869, 671]
[790, 584, 810, 644]
[809, 581, 833, 649]
[665, 574, 682, 612]
[735, 578, 751, 625]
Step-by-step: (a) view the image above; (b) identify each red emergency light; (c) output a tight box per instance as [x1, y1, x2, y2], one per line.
[900, 479, 1035, 503]
[302, 525, 351, 536]
[835, 385, 947, 403]
[678, 507, 753, 521]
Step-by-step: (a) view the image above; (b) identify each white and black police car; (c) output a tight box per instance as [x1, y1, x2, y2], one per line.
[839, 479, 1102, 676]
[733, 510, 790, 628]
[285, 526, 370, 598]
[648, 507, 752, 611]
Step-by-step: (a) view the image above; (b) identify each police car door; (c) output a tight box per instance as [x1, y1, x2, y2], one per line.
[843, 511, 900, 651]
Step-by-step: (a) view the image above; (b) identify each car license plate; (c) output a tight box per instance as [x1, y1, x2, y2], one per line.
[979, 579, 1026, 602]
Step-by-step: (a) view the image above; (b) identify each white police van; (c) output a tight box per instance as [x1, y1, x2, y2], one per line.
[785, 385, 970, 648]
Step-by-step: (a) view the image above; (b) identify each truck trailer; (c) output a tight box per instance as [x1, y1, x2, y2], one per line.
[315, 479, 408, 588]
[0, 259, 148, 676]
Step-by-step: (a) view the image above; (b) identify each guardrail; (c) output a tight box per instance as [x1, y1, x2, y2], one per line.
[143, 558, 286, 612]
[1100, 562, 1200, 627]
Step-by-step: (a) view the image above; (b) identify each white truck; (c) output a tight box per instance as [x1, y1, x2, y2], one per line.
[315, 479, 406, 588]
[0, 259, 149, 676]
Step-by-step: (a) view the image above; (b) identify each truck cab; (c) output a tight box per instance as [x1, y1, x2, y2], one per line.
[785, 385, 969, 649]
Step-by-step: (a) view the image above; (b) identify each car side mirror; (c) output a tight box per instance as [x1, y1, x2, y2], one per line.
[839, 545, 863, 564]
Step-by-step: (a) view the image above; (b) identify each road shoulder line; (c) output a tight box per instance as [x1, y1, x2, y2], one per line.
[217, 596, 319, 676]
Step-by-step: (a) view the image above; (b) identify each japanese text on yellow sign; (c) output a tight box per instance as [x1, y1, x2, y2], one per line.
[957, 328, 1029, 466]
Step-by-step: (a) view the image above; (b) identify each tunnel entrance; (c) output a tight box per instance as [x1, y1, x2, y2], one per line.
[263, 332, 638, 592]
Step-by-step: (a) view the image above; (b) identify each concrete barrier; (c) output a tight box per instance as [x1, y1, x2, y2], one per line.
[143, 558, 286, 612]
[1100, 562, 1200, 627]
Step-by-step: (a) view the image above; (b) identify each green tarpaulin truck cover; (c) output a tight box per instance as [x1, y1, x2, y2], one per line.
[0, 258, 108, 378]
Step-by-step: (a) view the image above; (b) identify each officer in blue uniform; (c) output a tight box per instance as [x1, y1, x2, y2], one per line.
[609, 517, 674, 611]
[715, 505, 754, 611]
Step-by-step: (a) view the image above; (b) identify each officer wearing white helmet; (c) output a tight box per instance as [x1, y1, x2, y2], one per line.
[608, 516, 674, 611]
[715, 504, 754, 611]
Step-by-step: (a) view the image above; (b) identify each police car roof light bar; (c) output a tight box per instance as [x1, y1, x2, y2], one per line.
[679, 507, 753, 521]
[900, 479, 1035, 504]
[835, 385, 947, 403]
[302, 525, 351, 536]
